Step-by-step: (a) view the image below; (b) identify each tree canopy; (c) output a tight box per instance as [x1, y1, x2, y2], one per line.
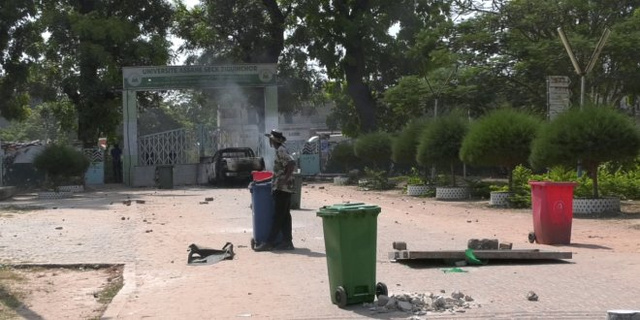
[3, 0, 640, 145]
[530, 105, 640, 198]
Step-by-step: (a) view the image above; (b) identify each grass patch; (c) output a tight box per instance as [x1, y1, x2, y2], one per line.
[0, 266, 28, 319]
[92, 265, 124, 319]
[0, 205, 46, 217]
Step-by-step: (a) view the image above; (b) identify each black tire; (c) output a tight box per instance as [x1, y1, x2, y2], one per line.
[335, 286, 347, 308]
[215, 170, 226, 187]
[528, 232, 536, 243]
[250, 238, 256, 250]
[376, 282, 388, 297]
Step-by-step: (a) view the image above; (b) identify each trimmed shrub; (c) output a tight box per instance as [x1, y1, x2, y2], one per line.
[353, 131, 393, 170]
[326, 141, 362, 173]
[530, 105, 640, 198]
[392, 119, 429, 167]
[416, 112, 468, 186]
[460, 109, 540, 192]
[33, 144, 90, 188]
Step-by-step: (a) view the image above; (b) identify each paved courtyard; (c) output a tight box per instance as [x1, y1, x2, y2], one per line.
[1, 182, 639, 319]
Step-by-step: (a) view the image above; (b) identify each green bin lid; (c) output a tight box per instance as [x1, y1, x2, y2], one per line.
[316, 202, 381, 217]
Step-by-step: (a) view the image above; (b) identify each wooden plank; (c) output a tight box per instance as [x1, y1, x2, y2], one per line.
[389, 249, 572, 261]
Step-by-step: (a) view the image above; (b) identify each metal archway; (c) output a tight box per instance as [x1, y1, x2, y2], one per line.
[121, 64, 278, 186]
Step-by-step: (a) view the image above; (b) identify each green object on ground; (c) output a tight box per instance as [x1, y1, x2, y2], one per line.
[442, 267, 468, 273]
[317, 203, 381, 306]
[465, 249, 487, 265]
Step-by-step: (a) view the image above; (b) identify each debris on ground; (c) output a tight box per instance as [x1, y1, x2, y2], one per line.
[526, 291, 538, 301]
[363, 290, 480, 316]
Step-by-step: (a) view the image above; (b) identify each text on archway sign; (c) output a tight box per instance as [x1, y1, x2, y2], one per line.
[122, 64, 277, 90]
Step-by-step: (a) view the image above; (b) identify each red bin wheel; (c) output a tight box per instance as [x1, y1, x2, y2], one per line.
[528, 232, 536, 243]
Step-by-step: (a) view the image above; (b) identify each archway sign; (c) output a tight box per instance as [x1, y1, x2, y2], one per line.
[122, 64, 278, 186]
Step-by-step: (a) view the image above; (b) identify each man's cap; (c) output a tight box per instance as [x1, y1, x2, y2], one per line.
[265, 129, 286, 144]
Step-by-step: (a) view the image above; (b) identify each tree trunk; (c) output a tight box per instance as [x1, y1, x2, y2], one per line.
[340, 0, 377, 133]
[343, 49, 377, 133]
[260, 0, 286, 63]
[507, 166, 513, 193]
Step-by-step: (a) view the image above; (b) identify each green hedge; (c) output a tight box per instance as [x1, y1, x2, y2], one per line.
[33, 144, 90, 188]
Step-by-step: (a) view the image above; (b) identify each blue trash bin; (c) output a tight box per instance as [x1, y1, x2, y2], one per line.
[249, 181, 282, 249]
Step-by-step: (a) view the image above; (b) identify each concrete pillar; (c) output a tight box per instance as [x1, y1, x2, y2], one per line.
[123, 90, 138, 186]
[262, 85, 278, 171]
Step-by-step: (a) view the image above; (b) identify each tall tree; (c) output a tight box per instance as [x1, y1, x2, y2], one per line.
[0, 0, 42, 120]
[40, 0, 174, 146]
[294, 0, 452, 133]
[173, 0, 321, 115]
[450, 0, 640, 114]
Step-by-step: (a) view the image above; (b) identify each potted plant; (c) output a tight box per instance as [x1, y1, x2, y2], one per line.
[33, 143, 90, 199]
[405, 167, 433, 196]
[391, 119, 431, 196]
[416, 111, 469, 200]
[530, 105, 640, 215]
[460, 108, 540, 206]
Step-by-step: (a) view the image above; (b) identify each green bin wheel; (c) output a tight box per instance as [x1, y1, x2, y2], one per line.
[335, 286, 347, 308]
[392, 241, 407, 250]
[250, 238, 256, 250]
[528, 232, 536, 243]
[376, 282, 388, 297]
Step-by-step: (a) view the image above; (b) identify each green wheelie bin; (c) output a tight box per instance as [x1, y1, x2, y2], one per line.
[317, 203, 387, 308]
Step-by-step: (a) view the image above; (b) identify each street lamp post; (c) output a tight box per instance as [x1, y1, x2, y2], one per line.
[557, 27, 611, 177]
[557, 27, 611, 108]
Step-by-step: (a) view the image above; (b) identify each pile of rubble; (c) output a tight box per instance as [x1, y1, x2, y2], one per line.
[364, 290, 479, 317]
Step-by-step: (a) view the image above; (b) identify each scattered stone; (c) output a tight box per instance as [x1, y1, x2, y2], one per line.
[55, 227, 63, 230]
[499, 242, 513, 250]
[121, 217, 126, 220]
[433, 296, 447, 309]
[377, 295, 390, 306]
[145, 229, 153, 233]
[319, 186, 325, 189]
[136, 200, 145, 204]
[205, 197, 214, 201]
[397, 301, 413, 311]
[451, 291, 465, 299]
[467, 238, 499, 250]
[385, 297, 397, 309]
[123, 200, 131, 206]
[199, 201, 208, 204]
[527, 291, 538, 301]
[367, 290, 480, 315]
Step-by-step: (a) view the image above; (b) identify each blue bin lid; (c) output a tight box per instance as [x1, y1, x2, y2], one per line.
[316, 202, 381, 217]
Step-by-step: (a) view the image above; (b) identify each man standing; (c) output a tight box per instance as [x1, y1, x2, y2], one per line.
[255, 129, 296, 251]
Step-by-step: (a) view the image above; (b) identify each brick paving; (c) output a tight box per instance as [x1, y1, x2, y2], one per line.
[1, 182, 639, 319]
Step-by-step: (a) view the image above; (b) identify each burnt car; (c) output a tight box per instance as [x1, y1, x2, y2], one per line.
[207, 147, 265, 186]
